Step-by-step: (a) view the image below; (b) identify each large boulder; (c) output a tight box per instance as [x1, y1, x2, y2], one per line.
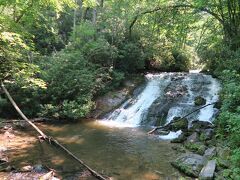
[190, 120, 214, 132]
[199, 160, 216, 180]
[194, 96, 206, 106]
[171, 153, 206, 177]
[171, 133, 186, 143]
[168, 117, 188, 131]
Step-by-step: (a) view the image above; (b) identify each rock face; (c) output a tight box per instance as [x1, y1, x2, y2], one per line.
[199, 160, 216, 180]
[171, 153, 206, 177]
[90, 77, 144, 118]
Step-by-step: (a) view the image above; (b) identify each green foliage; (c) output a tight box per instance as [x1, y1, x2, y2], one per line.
[38, 51, 98, 119]
[116, 41, 145, 73]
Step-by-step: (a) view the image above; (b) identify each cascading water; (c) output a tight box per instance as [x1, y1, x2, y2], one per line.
[100, 72, 221, 139]
[100, 74, 172, 127]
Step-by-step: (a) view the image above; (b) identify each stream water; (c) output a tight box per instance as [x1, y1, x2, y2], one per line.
[3, 72, 221, 180]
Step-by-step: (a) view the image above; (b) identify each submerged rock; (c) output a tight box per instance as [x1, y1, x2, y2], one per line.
[199, 160, 216, 180]
[194, 96, 206, 106]
[171, 153, 206, 177]
[33, 164, 48, 173]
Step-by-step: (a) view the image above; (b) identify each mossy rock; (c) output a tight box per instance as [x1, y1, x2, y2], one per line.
[194, 96, 206, 106]
[184, 142, 206, 155]
[171, 153, 205, 177]
[169, 117, 188, 131]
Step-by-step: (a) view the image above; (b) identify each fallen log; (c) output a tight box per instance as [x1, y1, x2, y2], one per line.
[1, 81, 109, 180]
[148, 102, 216, 134]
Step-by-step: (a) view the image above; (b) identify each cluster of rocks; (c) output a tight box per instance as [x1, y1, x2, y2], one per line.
[161, 118, 230, 179]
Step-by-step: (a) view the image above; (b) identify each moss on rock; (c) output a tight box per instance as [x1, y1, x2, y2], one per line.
[194, 96, 206, 106]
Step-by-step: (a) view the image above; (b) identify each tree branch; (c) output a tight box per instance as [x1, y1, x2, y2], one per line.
[129, 4, 223, 37]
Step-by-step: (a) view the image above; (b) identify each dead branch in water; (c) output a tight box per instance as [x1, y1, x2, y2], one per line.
[148, 102, 216, 134]
[1, 81, 109, 180]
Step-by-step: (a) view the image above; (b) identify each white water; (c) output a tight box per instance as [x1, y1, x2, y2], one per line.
[100, 73, 171, 128]
[198, 75, 221, 122]
[100, 73, 221, 139]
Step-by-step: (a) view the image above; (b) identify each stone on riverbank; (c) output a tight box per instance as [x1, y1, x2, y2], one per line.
[190, 120, 214, 132]
[199, 160, 216, 180]
[204, 147, 216, 159]
[168, 117, 188, 131]
[171, 153, 206, 177]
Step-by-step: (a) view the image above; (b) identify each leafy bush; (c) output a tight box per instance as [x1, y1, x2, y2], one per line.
[38, 51, 98, 119]
[116, 41, 145, 73]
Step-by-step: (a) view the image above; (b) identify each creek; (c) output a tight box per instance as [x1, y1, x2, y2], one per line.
[4, 72, 221, 179]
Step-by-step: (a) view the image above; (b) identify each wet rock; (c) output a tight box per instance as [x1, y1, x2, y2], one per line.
[171, 153, 206, 177]
[171, 133, 186, 143]
[199, 160, 216, 180]
[190, 120, 214, 132]
[186, 132, 199, 143]
[0, 148, 8, 164]
[204, 147, 216, 159]
[4, 165, 15, 172]
[0, 156, 8, 164]
[194, 96, 206, 106]
[20, 165, 34, 172]
[156, 130, 170, 136]
[33, 164, 47, 173]
[168, 117, 188, 132]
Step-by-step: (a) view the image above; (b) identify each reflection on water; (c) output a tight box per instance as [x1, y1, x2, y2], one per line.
[5, 121, 181, 179]
[47, 121, 183, 179]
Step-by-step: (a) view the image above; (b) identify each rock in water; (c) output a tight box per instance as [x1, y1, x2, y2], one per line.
[190, 120, 214, 131]
[169, 117, 188, 131]
[194, 96, 206, 106]
[199, 160, 216, 180]
[171, 153, 206, 177]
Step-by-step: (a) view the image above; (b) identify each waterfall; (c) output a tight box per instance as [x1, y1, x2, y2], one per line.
[100, 73, 171, 127]
[99, 73, 221, 137]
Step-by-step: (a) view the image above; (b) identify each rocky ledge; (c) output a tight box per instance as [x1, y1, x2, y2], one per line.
[162, 118, 231, 179]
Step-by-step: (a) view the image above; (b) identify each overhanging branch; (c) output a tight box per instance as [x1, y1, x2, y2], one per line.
[129, 4, 223, 37]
